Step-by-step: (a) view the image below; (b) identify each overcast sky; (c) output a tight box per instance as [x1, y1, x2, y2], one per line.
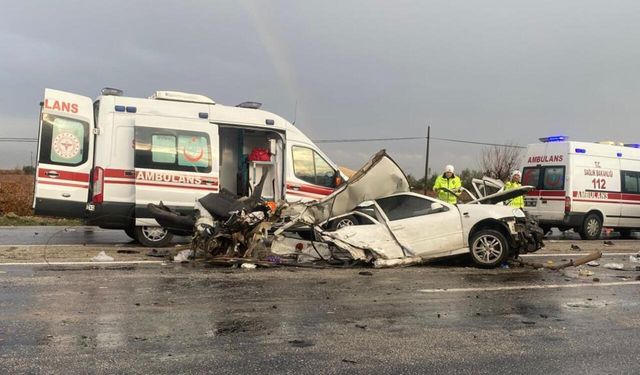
[1, 0, 640, 176]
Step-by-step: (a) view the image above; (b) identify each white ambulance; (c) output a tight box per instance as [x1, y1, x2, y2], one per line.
[522, 136, 640, 239]
[34, 88, 343, 246]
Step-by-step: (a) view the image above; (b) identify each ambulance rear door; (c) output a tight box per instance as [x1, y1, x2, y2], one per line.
[133, 116, 219, 224]
[33, 89, 95, 218]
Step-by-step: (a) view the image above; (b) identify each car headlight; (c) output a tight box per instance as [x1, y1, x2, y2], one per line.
[512, 208, 526, 218]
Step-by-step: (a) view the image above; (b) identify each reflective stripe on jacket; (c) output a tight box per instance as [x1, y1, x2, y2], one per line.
[433, 175, 461, 204]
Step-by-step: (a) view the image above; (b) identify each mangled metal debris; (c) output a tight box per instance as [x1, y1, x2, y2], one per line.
[149, 150, 547, 269]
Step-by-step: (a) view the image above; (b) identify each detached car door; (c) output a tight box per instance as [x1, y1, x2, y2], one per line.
[376, 193, 464, 256]
[33, 89, 95, 218]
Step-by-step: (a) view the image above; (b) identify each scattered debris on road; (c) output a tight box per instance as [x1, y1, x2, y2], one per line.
[91, 251, 114, 262]
[603, 263, 624, 270]
[512, 251, 602, 271]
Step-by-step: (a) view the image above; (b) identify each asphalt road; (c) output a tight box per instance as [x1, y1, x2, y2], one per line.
[1, 257, 640, 374]
[0, 226, 189, 246]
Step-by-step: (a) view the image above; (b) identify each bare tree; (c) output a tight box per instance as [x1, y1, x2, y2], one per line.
[479, 142, 523, 181]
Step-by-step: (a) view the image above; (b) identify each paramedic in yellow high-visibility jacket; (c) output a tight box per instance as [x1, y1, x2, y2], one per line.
[504, 170, 524, 208]
[433, 165, 462, 204]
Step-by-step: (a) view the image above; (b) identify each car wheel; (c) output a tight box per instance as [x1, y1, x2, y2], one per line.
[124, 226, 137, 241]
[579, 214, 602, 240]
[469, 229, 509, 268]
[134, 225, 173, 247]
[329, 215, 358, 230]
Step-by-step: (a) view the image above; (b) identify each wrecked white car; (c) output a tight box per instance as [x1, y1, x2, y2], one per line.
[285, 150, 544, 268]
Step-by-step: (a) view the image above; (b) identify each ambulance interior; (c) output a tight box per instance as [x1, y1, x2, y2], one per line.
[218, 127, 284, 201]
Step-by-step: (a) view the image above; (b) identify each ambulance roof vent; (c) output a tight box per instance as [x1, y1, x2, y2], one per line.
[236, 101, 262, 109]
[150, 91, 215, 105]
[101, 87, 123, 96]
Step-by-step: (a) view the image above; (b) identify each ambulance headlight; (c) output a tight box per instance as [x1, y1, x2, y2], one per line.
[512, 209, 526, 218]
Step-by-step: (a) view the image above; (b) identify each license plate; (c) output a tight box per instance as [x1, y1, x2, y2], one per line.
[525, 200, 537, 207]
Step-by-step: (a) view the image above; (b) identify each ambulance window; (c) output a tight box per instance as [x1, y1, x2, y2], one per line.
[622, 171, 640, 194]
[292, 146, 336, 188]
[177, 135, 210, 168]
[522, 167, 540, 187]
[542, 167, 565, 190]
[135, 127, 211, 172]
[315, 153, 335, 187]
[151, 135, 176, 164]
[39, 114, 89, 166]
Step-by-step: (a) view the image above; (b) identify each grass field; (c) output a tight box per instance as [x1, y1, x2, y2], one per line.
[0, 172, 81, 225]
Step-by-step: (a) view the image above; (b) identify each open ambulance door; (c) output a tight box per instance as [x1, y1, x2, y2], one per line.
[33, 89, 95, 218]
[133, 116, 219, 227]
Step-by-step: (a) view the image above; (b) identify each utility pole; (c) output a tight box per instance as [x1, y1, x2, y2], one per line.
[423, 125, 430, 195]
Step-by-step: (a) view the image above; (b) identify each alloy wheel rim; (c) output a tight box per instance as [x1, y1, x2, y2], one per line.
[336, 218, 355, 229]
[472, 234, 503, 263]
[142, 226, 167, 241]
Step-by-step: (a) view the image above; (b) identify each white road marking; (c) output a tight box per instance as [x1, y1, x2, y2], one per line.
[521, 253, 633, 257]
[418, 281, 640, 293]
[0, 261, 164, 266]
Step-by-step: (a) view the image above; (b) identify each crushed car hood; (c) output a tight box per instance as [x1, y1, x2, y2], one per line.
[468, 186, 534, 205]
[294, 150, 410, 225]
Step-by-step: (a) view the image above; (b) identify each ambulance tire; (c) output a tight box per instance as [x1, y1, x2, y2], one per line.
[540, 225, 552, 236]
[124, 226, 137, 241]
[579, 214, 602, 240]
[134, 226, 173, 247]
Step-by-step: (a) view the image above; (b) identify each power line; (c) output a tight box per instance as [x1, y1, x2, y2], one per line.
[313, 136, 525, 149]
[0, 135, 526, 149]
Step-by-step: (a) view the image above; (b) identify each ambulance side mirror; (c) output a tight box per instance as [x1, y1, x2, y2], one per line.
[333, 170, 343, 188]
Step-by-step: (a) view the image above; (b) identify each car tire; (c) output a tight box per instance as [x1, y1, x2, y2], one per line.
[124, 226, 137, 241]
[579, 214, 602, 240]
[134, 225, 173, 247]
[469, 229, 510, 268]
[329, 215, 358, 230]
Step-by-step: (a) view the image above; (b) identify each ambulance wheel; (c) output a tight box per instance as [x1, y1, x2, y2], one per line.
[134, 226, 173, 247]
[540, 225, 552, 236]
[124, 226, 137, 241]
[579, 214, 602, 240]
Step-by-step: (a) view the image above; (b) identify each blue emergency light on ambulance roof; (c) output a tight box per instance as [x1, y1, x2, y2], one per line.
[125, 106, 136, 113]
[115, 105, 125, 112]
[617, 152, 623, 157]
[575, 148, 586, 153]
[625, 143, 640, 148]
[539, 135, 569, 143]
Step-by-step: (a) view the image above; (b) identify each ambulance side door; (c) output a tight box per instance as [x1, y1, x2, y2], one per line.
[619, 166, 640, 229]
[286, 142, 339, 202]
[33, 89, 95, 218]
[133, 116, 219, 223]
